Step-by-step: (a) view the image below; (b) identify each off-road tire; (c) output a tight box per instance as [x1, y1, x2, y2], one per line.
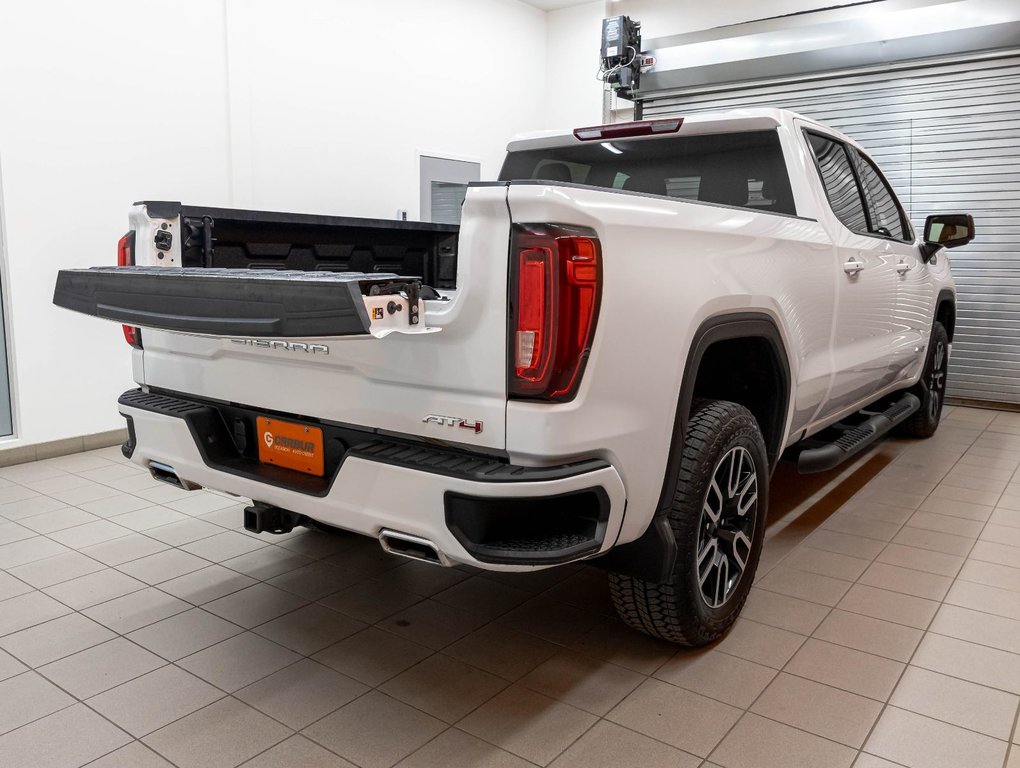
[608, 399, 768, 645]
[899, 321, 949, 439]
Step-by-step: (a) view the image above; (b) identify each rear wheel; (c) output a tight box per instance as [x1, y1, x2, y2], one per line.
[608, 399, 768, 645]
[899, 321, 949, 439]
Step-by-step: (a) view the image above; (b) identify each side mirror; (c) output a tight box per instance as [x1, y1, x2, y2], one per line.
[923, 213, 975, 250]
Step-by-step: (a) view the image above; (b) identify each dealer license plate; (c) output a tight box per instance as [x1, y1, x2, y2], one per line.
[256, 417, 324, 477]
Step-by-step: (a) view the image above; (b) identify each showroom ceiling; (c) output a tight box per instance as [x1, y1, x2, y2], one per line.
[520, 0, 603, 10]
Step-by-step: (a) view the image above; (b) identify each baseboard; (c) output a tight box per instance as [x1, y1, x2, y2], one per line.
[0, 429, 129, 468]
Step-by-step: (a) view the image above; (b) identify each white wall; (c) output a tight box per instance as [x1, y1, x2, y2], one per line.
[0, 0, 232, 447]
[544, 1, 606, 130]
[226, 0, 548, 219]
[0, 0, 550, 448]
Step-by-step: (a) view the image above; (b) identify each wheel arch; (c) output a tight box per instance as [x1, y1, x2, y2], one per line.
[595, 312, 792, 582]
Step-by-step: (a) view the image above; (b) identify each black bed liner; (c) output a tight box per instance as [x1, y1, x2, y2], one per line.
[141, 201, 460, 289]
[52, 266, 410, 337]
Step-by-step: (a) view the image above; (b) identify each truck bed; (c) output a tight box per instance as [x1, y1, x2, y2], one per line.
[141, 201, 460, 289]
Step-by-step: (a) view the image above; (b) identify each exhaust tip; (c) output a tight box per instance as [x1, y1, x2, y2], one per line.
[148, 461, 201, 491]
[379, 530, 450, 567]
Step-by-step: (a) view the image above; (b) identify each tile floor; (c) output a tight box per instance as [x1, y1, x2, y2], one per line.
[1, 405, 1020, 767]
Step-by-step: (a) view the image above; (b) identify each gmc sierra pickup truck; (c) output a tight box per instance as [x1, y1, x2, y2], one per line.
[54, 108, 972, 645]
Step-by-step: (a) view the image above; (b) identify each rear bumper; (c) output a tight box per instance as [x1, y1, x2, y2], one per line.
[119, 389, 626, 571]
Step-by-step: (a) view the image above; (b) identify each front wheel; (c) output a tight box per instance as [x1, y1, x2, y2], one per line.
[608, 399, 768, 645]
[899, 321, 949, 439]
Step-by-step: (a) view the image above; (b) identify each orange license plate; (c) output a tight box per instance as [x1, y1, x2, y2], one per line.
[256, 417, 324, 476]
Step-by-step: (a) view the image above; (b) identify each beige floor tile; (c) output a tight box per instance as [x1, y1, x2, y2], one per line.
[203, 583, 307, 628]
[751, 672, 882, 747]
[730, 588, 831, 635]
[7, 550, 105, 589]
[865, 706, 1007, 768]
[786, 639, 904, 701]
[801, 529, 887, 559]
[755, 565, 852, 606]
[43, 567, 146, 610]
[1009, 748, 1020, 768]
[493, 596, 602, 646]
[432, 576, 532, 622]
[128, 607, 243, 661]
[710, 712, 855, 768]
[396, 728, 534, 768]
[0, 703, 132, 768]
[838, 501, 914, 526]
[381, 653, 506, 723]
[958, 558, 1020, 593]
[146, 517, 222, 546]
[254, 602, 364, 655]
[607, 678, 741, 758]
[242, 734, 357, 768]
[83, 586, 189, 634]
[0, 536, 69, 569]
[182, 530, 268, 562]
[905, 510, 984, 538]
[919, 496, 994, 522]
[876, 543, 964, 577]
[0, 591, 72, 635]
[48, 519, 132, 548]
[88, 741, 176, 767]
[892, 526, 975, 556]
[38, 637, 164, 698]
[87, 664, 223, 737]
[117, 548, 210, 584]
[859, 561, 952, 600]
[78, 494, 153, 518]
[79, 533, 169, 566]
[982, 523, 1020, 549]
[714, 618, 805, 669]
[970, 540, 1020, 570]
[782, 546, 871, 581]
[0, 612, 115, 667]
[813, 609, 923, 662]
[304, 691, 445, 768]
[0, 570, 32, 602]
[458, 685, 598, 764]
[517, 649, 643, 716]
[158, 564, 257, 605]
[654, 647, 776, 708]
[236, 658, 367, 730]
[854, 754, 912, 768]
[0, 649, 27, 682]
[266, 561, 360, 601]
[221, 545, 312, 580]
[944, 579, 1020, 621]
[0, 671, 76, 735]
[820, 513, 903, 542]
[913, 632, 1020, 694]
[447, 623, 561, 681]
[178, 632, 300, 692]
[549, 720, 700, 768]
[314, 627, 432, 686]
[111, 505, 191, 532]
[18, 507, 98, 534]
[320, 575, 425, 624]
[930, 603, 1020, 655]
[144, 697, 292, 768]
[837, 584, 938, 629]
[371, 559, 472, 597]
[891, 665, 1018, 740]
[930, 483, 1004, 507]
[378, 598, 487, 651]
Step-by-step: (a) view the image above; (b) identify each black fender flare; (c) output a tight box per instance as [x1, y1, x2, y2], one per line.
[935, 288, 956, 342]
[595, 312, 792, 582]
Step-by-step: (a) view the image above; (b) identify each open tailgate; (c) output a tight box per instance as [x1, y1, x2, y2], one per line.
[53, 266, 432, 338]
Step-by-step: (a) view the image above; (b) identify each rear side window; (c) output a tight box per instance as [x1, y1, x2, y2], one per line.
[851, 150, 911, 241]
[806, 133, 869, 233]
[499, 130, 797, 216]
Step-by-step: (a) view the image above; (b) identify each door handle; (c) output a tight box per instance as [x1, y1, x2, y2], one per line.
[843, 257, 864, 275]
[896, 261, 912, 275]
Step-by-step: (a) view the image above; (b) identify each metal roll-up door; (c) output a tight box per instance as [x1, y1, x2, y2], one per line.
[642, 53, 1020, 406]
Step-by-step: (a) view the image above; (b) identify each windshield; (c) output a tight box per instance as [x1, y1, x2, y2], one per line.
[498, 130, 796, 216]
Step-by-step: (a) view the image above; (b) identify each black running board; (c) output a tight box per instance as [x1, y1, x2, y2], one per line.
[797, 393, 920, 474]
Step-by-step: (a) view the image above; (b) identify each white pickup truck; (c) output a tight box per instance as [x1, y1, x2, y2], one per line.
[54, 108, 972, 645]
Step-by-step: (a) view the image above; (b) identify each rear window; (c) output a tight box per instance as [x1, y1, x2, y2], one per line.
[499, 130, 796, 216]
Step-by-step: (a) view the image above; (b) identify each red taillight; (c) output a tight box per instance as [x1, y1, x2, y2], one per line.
[117, 232, 142, 349]
[510, 225, 601, 401]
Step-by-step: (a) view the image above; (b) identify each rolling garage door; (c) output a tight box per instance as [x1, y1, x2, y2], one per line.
[641, 53, 1020, 406]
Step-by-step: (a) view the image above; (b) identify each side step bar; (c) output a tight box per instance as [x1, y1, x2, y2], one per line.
[797, 392, 920, 474]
